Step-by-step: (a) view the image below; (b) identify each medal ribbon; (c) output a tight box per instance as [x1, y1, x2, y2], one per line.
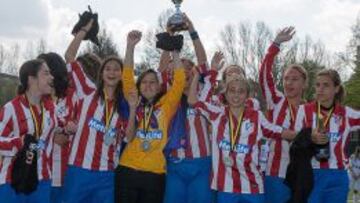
[104, 90, 115, 129]
[228, 108, 245, 151]
[143, 105, 154, 135]
[26, 95, 44, 139]
[316, 102, 334, 130]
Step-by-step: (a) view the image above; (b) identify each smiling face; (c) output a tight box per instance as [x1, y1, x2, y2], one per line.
[29, 63, 54, 95]
[102, 60, 122, 88]
[225, 78, 248, 108]
[139, 72, 161, 101]
[283, 67, 306, 99]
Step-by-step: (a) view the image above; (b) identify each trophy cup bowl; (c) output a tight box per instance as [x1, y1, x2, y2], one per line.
[168, 0, 187, 32]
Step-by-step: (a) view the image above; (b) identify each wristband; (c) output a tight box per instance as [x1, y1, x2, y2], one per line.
[273, 41, 281, 47]
[190, 31, 199, 41]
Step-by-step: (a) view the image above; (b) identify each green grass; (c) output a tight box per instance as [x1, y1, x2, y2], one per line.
[348, 190, 359, 203]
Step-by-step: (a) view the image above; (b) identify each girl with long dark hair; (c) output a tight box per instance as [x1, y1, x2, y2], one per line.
[0, 59, 56, 203]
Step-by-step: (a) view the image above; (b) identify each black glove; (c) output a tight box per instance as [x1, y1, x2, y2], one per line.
[11, 134, 38, 194]
[71, 5, 100, 46]
[156, 32, 183, 51]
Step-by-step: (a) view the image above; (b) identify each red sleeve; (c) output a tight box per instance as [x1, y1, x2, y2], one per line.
[193, 101, 222, 121]
[259, 43, 284, 110]
[0, 103, 22, 153]
[67, 61, 96, 99]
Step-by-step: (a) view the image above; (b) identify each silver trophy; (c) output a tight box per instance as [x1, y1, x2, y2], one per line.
[314, 118, 330, 161]
[168, 0, 187, 32]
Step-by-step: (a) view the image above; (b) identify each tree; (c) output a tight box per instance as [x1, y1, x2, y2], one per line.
[344, 65, 360, 109]
[5, 44, 20, 75]
[23, 38, 48, 61]
[217, 21, 333, 108]
[0, 45, 6, 72]
[81, 26, 119, 59]
[343, 13, 360, 154]
[335, 14, 360, 76]
[274, 37, 327, 101]
[0, 73, 18, 107]
[344, 15, 360, 109]
[218, 21, 273, 80]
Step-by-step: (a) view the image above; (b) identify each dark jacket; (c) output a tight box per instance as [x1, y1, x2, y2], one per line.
[285, 128, 316, 203]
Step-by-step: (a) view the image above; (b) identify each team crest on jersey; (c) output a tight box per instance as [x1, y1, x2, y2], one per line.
[333, 115, 342, 124]
[136, 129, 163, 140]
[328, 132, 341, 142]
[244, 120, 254, 132]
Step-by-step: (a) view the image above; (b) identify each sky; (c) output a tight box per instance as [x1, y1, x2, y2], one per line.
[0, 0, 359, 65]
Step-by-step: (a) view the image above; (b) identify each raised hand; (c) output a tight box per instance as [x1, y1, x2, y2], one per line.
[191, 66, 200, 78]
[81, 19, 94, 34]
[182, 13, 194, 32]
[127, 30, 142, 48]
[274, 26, 296, 44]
[158, 51, 171, 73]
[211, 51, 225, 71]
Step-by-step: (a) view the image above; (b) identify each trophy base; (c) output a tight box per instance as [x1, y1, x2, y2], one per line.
[168, 14, 188, 32]
[314, 144, 330, 162]
[169, 23, 188, 32]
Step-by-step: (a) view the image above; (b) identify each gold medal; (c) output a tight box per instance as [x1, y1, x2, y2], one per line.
[140, 105, 154, 152]
[141, 140, 151, 152]
[317, 102, 334, 132]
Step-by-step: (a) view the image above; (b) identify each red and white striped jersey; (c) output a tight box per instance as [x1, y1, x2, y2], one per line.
[170, 69, 261, 160]
[67, 61, 96, 99]
[294, 102, 360, 170]
[164, 64, 212, 159]
[52, 87, 78, 187]
[0, 95, 57, 185]
[259, 43, 293, 178]
[194, 101, 284, 194]
[170, 106, 211, 159]
[68, 92, 126, 171]
[51, 61, 95, 186]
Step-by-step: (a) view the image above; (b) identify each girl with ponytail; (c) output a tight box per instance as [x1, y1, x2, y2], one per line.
[294, 69, 360, 203]
[0, 59, 57, 203]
